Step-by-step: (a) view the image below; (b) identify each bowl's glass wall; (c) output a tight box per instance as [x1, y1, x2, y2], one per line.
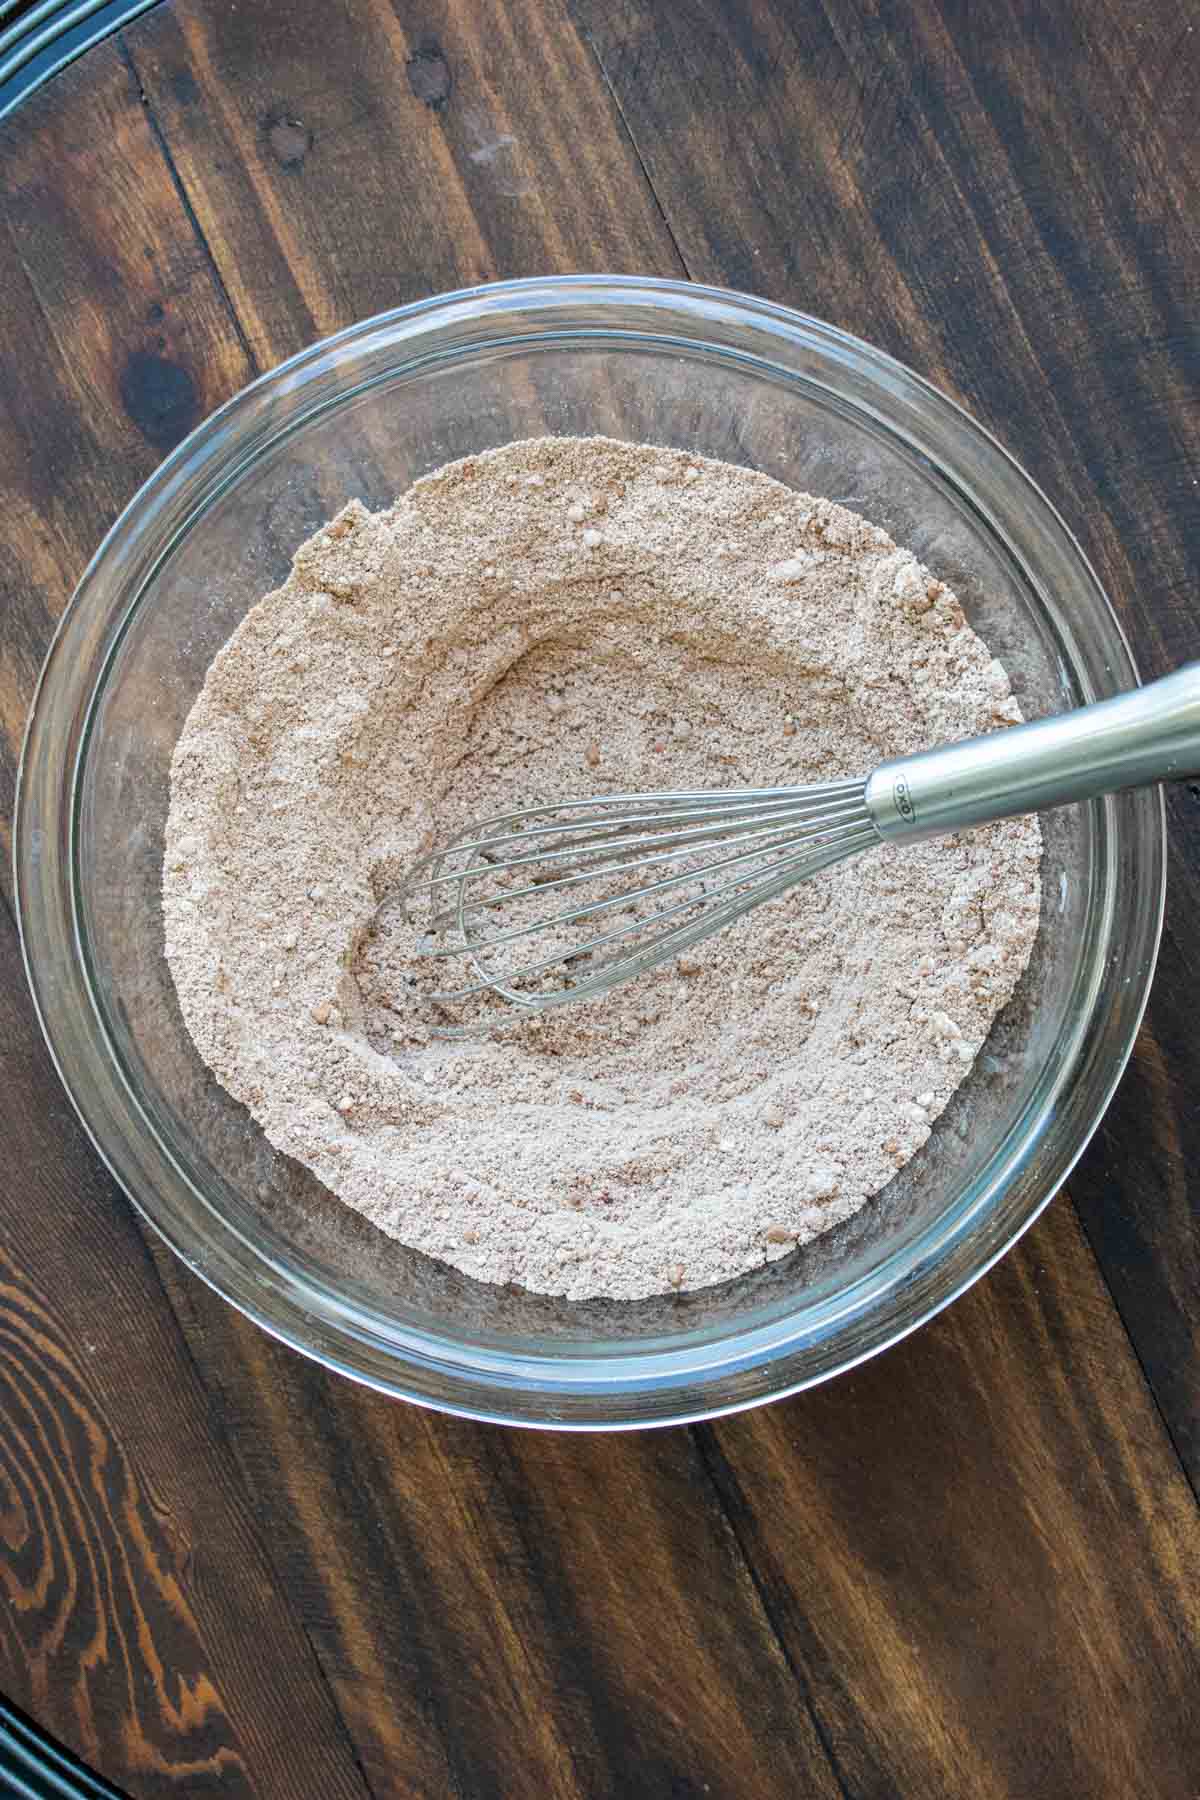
[18, 283, 1162, 1424]
[79, 343, 1088, 1336]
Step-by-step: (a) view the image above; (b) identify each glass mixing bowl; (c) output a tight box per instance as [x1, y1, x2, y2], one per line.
[15, 277, 1164, 1428]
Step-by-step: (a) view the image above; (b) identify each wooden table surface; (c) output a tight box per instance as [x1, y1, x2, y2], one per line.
[2, 1, 1199, 1794]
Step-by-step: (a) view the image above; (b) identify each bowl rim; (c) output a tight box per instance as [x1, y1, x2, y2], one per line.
[14, 274, 1166, 1428]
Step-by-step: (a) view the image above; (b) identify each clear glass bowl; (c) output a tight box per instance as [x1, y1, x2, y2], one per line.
[15, 278, 1164, 1428]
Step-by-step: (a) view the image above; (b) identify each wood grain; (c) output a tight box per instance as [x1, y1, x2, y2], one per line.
[704, 1199, 1200, 1800]
[0, 895, 370, 1800]
[163, 1308, 847, 1799]
[153, 1193, 1200, 1800]
[0, 1, 1198, 1795]
[0, 38, 254, 877]
[572, 0, 1200, 1490]
[121, 0, 680, 364]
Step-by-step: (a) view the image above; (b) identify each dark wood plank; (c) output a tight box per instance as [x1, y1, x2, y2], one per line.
[0, 896, 370, 1800]
[572, 0, 1200, 1488]
[704, 1200, 1200, 1800]
[0, 37, 255, 878]
[160, 1303, 844, 1800]
[121, 0, 681, 362]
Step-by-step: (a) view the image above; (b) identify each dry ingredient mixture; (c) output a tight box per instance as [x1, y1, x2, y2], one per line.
[164, 436, 1041, 1301]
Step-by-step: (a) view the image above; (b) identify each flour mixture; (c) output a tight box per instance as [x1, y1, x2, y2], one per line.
[163, 436, 1041, 1300]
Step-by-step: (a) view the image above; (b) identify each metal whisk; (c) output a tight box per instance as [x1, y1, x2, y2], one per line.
[402, 665, 1200, 1016]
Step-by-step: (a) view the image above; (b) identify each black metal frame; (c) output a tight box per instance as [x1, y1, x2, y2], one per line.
[0, 0, 161, 120]
[1, 1697, 128, 1797]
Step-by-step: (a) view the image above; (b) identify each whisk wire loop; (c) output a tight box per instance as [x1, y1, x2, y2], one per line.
[402, 779, 876, 1012]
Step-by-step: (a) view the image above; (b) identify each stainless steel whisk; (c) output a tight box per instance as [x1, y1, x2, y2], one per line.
[403, 665, 1200, 1015]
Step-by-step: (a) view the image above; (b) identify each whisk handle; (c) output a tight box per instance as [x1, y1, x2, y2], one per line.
[865, 662, 1200, 845]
